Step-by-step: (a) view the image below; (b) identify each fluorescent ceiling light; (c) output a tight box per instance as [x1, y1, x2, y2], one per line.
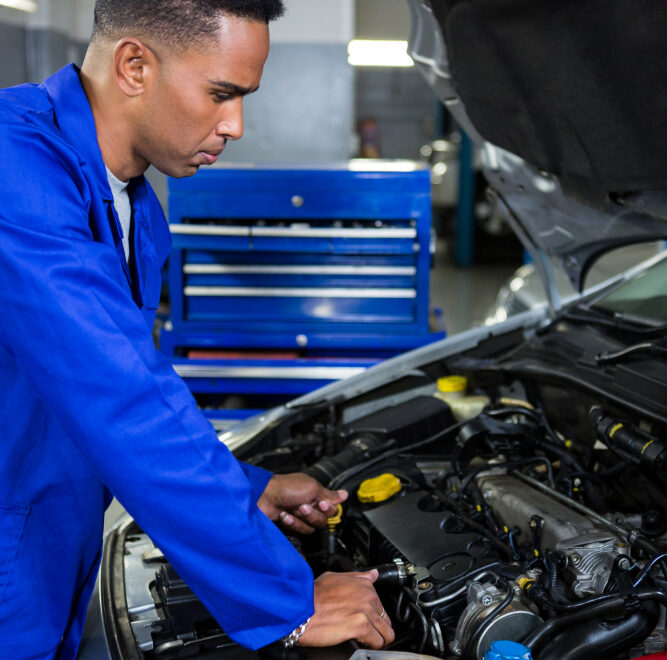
[348, 159, 418, 172]
[348, 40, 414, 67]
[0, 0, 37, 11]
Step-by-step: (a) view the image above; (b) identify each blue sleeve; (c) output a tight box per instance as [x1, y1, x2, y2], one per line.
[0, 124, 313, 649]
[239, 463, 274, 502]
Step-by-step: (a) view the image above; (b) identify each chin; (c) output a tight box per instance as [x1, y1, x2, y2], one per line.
[157, 163, 200, 179]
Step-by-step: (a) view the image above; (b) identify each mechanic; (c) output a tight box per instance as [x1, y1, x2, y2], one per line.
[0, 1, 395, 658]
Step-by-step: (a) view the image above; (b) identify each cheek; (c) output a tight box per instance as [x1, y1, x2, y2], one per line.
[176, 101, 219, 145]
[153, 83, 210, 136]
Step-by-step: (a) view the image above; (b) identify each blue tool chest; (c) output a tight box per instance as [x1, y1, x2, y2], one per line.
[160, 162, 443, 408]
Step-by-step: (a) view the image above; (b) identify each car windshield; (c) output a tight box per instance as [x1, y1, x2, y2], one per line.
[592, 255, 667, 323]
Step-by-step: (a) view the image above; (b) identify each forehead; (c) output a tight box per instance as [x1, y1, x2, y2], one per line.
[172, 14, 270, 86]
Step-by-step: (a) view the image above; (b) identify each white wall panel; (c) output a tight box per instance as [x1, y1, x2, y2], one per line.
[271, 0, 353, 44]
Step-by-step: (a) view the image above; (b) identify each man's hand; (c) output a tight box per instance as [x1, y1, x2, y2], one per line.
[257, 472, 348, 534]
[298, 571, 394, 649]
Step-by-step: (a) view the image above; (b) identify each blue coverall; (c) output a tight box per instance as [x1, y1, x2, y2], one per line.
[0, 64, 313, 659]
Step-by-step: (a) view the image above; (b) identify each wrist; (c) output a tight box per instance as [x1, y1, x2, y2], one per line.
[282, 617, 311, 647]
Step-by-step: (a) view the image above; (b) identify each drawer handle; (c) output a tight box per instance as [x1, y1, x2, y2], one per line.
[183, 286, 416, 299]
[183, 265, 416, 276]
[173, 365, 366, 380]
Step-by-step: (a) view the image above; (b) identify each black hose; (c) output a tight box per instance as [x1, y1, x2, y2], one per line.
[303, 435, 386, 486]
[566, 463, 626, 481]
[329, 420, 466, 489]
[539, 590, 626, 613]
[525, 597, 622, 651]
[525, 589, 667, 654]
[535, 599, 660, 660]
[415, 561, 511, 608]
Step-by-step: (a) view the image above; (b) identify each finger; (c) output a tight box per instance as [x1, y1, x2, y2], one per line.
[356, 569, 379, 583]
[297, 503, 329, 528]
[287, 517, 317, 534]
[369, 607, 395, 646]
[279, 511, 316, 535]
[317, 489, 348, 513]
[358, 623, 386, 650]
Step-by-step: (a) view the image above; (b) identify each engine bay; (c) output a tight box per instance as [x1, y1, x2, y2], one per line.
[105, 310, 667, 660]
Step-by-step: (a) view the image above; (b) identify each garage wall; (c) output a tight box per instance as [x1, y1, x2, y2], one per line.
[0, 19, 28, 87]
[221, 0, 355, 163]
[354, 0, 440, 159]
[0, 0, 93, 87]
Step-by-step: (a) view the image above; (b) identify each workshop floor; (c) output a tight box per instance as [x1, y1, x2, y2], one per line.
[430, 239, 519, 336]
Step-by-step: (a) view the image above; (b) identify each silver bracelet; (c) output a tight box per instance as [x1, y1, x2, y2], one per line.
[282, 617, 311, 648]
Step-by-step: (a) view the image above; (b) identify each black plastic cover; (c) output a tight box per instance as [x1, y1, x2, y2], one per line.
[430, 0, 667, 200]
[340, 395, 455, 448]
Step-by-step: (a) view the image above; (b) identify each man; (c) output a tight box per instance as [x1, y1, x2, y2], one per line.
[0, 1, 394, 657]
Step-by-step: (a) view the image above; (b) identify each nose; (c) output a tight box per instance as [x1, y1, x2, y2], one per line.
[215, 97, 244, 141]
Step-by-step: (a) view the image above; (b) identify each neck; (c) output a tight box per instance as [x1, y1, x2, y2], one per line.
[80, 48, 149, 181]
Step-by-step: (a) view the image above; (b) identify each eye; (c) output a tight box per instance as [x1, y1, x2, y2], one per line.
[212, 92, 233, 103]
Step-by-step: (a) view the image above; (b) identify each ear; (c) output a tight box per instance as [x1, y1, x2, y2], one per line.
[112, 38, 155, 97]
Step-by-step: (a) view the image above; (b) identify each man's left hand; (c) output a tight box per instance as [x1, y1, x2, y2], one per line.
[257, 473, 348, 534]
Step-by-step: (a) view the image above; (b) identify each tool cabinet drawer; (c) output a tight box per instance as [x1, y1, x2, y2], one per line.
[163, 163, 438, 353]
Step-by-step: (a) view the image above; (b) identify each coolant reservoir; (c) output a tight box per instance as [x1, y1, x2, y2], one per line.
[484, 640, 532, 660]
[434, 375, 490, 422]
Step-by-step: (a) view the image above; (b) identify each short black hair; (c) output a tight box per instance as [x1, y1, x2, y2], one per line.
[92, 0, 285, 46]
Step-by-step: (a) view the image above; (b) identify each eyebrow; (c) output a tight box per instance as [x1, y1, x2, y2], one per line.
[208, 80, 260, 96]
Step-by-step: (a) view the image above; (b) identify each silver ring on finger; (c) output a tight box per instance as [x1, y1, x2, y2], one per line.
[379, 608, 386, 619]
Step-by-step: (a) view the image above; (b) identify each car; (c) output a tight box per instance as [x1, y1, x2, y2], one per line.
[77, 1, 667, 659]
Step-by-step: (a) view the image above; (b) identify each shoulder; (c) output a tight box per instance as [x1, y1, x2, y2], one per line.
[0, 84, 91, 237]
[0, 82, 52, 118]
[0, 80, 85, 170]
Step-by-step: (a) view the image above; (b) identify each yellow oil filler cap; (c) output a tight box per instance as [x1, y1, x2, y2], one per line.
[357, 473, 402, 503]
[437, 375, 468, 394]
[327, 504, 344, 532]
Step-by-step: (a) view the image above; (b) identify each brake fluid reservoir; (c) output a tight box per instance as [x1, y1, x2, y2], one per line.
[434, 375, 490, 422]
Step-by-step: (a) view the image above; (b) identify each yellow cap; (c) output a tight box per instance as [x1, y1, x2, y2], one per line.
[357, 473, 402, 503]
[327, 504, 344, 531]
[517, 577, 535, 591]
[437, 375, 468, 393]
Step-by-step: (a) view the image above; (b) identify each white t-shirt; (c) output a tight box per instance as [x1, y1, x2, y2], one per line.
[105, 165, 132, 262]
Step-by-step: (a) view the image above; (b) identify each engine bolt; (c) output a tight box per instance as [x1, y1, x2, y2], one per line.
[481, 595, 493, 606]
[571, 553, 581, 565]
[418, 582, 432, 590]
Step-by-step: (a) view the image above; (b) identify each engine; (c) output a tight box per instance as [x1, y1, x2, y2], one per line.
[284, 389, 667, 660]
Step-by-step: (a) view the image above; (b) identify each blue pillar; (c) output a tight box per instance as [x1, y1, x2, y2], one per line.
[455, 131, 476, 267]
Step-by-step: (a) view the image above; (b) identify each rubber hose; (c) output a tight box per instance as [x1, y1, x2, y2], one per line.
[303, 434, 385, 486]
[535, 600, 660, 660]
[526, 590, 667, 656]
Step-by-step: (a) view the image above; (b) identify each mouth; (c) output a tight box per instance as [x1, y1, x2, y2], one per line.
[197, 144, 225, 165]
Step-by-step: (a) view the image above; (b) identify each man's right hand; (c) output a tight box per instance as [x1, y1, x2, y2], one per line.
[297, 570, 394, 649]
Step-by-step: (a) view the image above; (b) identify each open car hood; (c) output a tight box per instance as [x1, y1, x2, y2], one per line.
[407, 0, 667, 302]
